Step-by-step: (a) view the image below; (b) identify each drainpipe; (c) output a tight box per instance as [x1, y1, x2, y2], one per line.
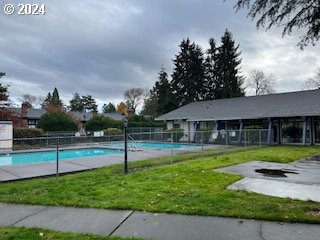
[302, 117, 307, 145]
[267, 118, 272, 145]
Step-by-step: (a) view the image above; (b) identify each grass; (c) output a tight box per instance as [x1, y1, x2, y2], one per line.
[0, 226, 139, 240]
[0, 146, 320, 223]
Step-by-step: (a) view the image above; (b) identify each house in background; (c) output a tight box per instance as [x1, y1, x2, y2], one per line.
[11, 104, 126, 129]
[156, 89, 320, 145]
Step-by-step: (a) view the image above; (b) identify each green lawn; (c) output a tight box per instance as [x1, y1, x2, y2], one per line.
[0, 146, 320, 223]
[0, 226, 139, 240]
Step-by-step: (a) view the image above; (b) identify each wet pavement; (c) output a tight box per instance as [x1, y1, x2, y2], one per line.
[216, 154, 320, 202]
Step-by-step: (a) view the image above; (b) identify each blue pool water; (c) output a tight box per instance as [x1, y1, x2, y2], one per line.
[108, 142, 200, 149]
[0, 148, 122, 166]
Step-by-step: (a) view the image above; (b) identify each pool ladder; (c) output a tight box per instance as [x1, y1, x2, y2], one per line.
[128, 135, 142, 152]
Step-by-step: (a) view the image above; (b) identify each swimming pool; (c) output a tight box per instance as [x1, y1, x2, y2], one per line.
[107, 141, 200, 149]
[0, 148, 122, 166]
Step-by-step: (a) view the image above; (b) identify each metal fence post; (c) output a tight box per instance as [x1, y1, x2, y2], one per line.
[56, 137, 59, 180]
[171, 132, 173, 156]
[259, 130, 262, 147]
[244, 130, 247, 147]
[201, 131, 204, 153]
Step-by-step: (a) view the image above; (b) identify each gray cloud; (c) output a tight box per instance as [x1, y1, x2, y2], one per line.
[1, 0, 319, 109]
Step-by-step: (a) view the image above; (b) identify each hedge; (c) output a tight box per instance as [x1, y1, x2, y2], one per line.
[13, 128, 43, 138]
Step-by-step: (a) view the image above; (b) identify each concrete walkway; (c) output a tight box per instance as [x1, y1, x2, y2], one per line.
[1, 203, 319, 240]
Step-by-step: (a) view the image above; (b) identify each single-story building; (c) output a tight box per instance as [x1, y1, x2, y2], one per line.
[156, 89, 320, 145]
[11, 105, 126, 129]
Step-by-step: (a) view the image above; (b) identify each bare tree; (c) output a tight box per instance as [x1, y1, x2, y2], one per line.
[248, 69, 276, 95]
[302, 68, 320, 90]
[19, 94, 45, 109]
[124, 88, 144, 114]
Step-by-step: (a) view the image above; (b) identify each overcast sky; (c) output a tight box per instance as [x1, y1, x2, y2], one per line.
[1, 0, 319, 111]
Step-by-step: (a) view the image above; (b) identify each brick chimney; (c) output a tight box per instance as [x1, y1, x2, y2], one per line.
[20, 103, 30, 127]
[21, 102, 29, 119]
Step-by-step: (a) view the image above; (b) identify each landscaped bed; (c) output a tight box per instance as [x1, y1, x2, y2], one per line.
[0, 146, 320, 223]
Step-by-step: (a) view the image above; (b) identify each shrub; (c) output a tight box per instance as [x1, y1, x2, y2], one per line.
[85, 116, 121, 131]
[200, 128, 213, 144]
[13, 128, 43, 138]
[104, 128, 122, 136]
[37, 112, 78, 132]
[127, 115, 166, 128]
[166, 128, 184, 142]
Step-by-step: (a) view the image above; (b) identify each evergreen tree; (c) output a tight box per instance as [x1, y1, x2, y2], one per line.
[141, 89, 158, 116]
[155, 67, 177, 115]
[82, 95, 98, 112]
[69, 93, 84, 112]
[0, 73, 9, 106]
[51, 87, 63, 105]
[214, 30, 244, 99]
[171, 38, 205, 107]
[102, 102, 116, 113]
[203, 38, 218, 100]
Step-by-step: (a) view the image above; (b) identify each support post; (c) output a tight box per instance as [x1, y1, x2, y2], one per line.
[267, 118, 272, 145]
[302, 117, 307, 145]
[239, 120, 243, 145]
[56, 137, 59, 180]
[124, 119, 128, 174]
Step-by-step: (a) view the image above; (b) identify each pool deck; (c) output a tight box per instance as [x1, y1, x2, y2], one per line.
[0, 144, 225, 182]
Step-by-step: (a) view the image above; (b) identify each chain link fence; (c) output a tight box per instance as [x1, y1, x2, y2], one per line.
[0, 129, 271, 182]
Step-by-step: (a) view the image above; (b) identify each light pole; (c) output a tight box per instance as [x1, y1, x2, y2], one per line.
[124, 118, 128, 174]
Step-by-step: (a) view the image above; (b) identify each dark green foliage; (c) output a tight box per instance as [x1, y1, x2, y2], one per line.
[102, 103, 117, 113]
[142, 67, 177, 116]
[85, 116, 121, 131]
[203, 38, 218, 100]
[51, 88, 62, 105]
[234, 0, 320, 48]
[127, 115, 165, 128]
[37, 112, 78, 132]
[69, 93, 84, 112]
[171, 38, 205, 107]
[0, 72, 9, 107]
[82, 95, 98, 112]
[166, 128, 184, 142]
[13, 128, 43, 138]
[214, 30, 244, 99]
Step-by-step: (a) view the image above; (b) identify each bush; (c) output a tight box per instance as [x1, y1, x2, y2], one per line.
[37, 112, 78, 132]
[104, 128, 122, 136]
[127, 115, 165, 128]
[13, 128, 43, 138]
[166, 128, 184, 142]
[200, 128, 213, 144]
[85, 116, 121, 131]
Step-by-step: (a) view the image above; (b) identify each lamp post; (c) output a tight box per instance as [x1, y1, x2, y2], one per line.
[124, 118, 128, 174]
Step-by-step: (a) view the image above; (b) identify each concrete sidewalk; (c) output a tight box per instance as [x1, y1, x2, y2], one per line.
[1, 203, 319, 240]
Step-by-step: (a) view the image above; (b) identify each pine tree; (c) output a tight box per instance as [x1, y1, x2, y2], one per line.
[214, 30, 244, 99]
[69, 93, 84, 112]
[102, 102, 116, 113]
[155, 67, 177, 115]
[203, 38, 218, 100]
[82, 95, 98, 112]
[51, 87, 63, 105]
[141, 89, 158, 116]
[171, 38, 205, 107]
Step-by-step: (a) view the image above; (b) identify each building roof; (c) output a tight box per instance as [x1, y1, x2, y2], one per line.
[156, 89, 320, 121]
[101, 113, 126, 121]
[11, 108, 45, 119]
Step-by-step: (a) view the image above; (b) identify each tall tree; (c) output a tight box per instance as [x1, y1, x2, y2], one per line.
[117, 101, 128, 115]
[203, 38, 218, 100]
[302, 67, 320, 90]
[171, 38, 205, 106]
[69, 93, 84, 112]
[141, 89, 158, 116]
[82, 95, 98, 112]
[19, 94, 37, 108]
[124, 88, 144, 114]
[0, 72, 9, 107]
[214, 30, 244, 99]
[42, 88, 63, 112]
[102, 102, 116, 113]
[248, 69, 276, 95]
[155, 67, 177, 115]
[233, 0, 320, 48]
